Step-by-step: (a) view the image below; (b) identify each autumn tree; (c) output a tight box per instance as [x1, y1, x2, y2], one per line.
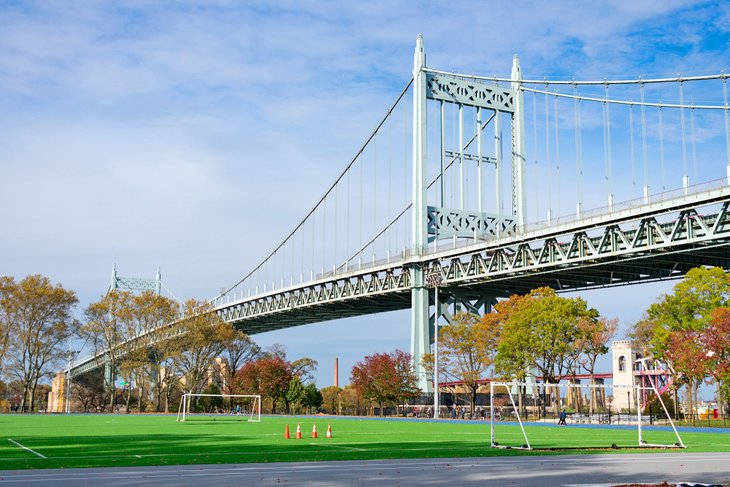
[234, 355, 292, 414]
[176, 299, 236, 395]
[0, 276, 13, 368]
[291, 357, 318, 384]
[647, 267, 730, 354]
[118, 347, 147, 412]
[221, 330, 260, 395]
[495, 287, 599, 411]
[320, 386, 342, 415]
[575, 316, 618, 414]
[703, 307, 730, 413]
[665, 330, 712, 419]
[158, 339, 184, 413]
[128, 291, 180, 410]
[645, 266, 730, 415]
[438, 311, 499, 415]
[350, 349, 419, 416]
[79, 290, 135, 410]
[628, 315, 655, 357]
[490, 293, 533, 380]
[2, 275, 78, 412]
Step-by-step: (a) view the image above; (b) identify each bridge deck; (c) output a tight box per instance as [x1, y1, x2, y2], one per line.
[70, 184, 730, 376]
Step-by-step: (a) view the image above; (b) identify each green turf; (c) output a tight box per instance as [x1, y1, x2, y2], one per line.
[0, 414, 728, 470]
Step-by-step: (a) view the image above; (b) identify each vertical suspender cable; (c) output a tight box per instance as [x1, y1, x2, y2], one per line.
[346, 168, 350, 270]
[532, 90, 539, 222]
[659, 102, 666, 191]
[357, 154, 365, 268]
[603, 82, 613, 206]
[334, 177, 338, 272]
[679, 78, 688, 191]
[629, 102, 637, 191]
[722, 77, 730, 184]
[322, 194, 326, 275]
[690, 104, 698, 185]
[573, 83, 584, 214]
[640, 80, 649, 200]
[554, 94, 560, 218]
[544, 85, 552, 220]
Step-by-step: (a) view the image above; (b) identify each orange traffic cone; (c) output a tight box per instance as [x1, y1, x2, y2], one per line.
[295, 423, 302, 439]
[284, 424, 290, 439]
[312, 424, 318, 438]
[326, 424, 332, 438]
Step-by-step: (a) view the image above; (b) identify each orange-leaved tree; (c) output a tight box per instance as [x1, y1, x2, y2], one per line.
[350, 349, 419, 416]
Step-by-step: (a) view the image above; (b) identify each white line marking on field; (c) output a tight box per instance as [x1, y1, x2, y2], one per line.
[8, 439, 46, 459]
[135, 455, 142, 458]
[308, 443, 366, 451]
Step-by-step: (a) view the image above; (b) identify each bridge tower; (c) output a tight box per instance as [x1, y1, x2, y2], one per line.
[106, 264, 164, 396]
[109, 263, 162, 295]
[411, 36, 527, 390]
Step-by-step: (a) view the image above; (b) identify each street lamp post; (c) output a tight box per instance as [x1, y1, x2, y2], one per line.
[425, 268, 443, 419]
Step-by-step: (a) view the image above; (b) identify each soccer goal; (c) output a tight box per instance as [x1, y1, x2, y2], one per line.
[176, 394, 261, 422]
[489, 381, 684, 450]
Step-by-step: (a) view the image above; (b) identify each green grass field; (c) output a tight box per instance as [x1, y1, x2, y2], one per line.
[0, 414, 728, 470]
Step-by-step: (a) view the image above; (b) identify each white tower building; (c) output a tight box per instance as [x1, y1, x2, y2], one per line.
[611, 340, 642, 411]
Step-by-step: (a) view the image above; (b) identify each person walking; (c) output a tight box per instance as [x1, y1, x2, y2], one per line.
[558, 409, 567, 425]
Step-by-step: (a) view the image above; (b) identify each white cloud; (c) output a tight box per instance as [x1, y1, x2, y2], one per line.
[0, 0, 724, 386]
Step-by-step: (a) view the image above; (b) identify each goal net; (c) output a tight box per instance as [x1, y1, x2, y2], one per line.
[489, 381, 684, 450]
[176, 394, 261, 422]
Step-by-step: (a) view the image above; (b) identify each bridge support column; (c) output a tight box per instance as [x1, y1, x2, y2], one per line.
[411, 269, 431, 392]
[104, 362, 115, 393]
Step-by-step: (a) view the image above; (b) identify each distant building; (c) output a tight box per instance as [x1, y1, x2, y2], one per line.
[610, 340, 644, 411]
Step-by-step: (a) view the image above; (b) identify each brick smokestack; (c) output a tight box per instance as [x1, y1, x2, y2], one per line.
[334, 357, 339, 388]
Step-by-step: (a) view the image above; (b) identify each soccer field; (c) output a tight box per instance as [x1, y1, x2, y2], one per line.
[0, 414, 728, 470]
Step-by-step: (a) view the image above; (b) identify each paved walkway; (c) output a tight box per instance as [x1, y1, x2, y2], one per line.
[0, 452, 728, 486]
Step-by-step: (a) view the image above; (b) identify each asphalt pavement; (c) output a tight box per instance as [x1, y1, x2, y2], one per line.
[0, 452, 728, 486]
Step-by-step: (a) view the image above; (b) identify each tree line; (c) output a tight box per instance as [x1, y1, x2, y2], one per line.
[2, 268, 729, 417]
[0, 274, 322, 414]
[349, 268, 730, 419]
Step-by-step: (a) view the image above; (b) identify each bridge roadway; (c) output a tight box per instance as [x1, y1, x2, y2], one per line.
[71, 181, 730, 376]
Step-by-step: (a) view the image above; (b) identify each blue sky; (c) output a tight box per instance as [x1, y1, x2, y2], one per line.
[2, 1, 730, 388]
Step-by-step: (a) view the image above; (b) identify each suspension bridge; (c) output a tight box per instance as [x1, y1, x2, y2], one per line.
[68, 36, 730, 392]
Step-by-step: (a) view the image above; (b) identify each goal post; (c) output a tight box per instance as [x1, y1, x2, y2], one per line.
[490, 382, 531, 450]
[489, 381, 684, 450]
[176, 394, 261, 422]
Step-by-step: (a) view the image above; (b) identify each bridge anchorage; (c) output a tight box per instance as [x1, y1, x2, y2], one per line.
[71, 36, 730, 395]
